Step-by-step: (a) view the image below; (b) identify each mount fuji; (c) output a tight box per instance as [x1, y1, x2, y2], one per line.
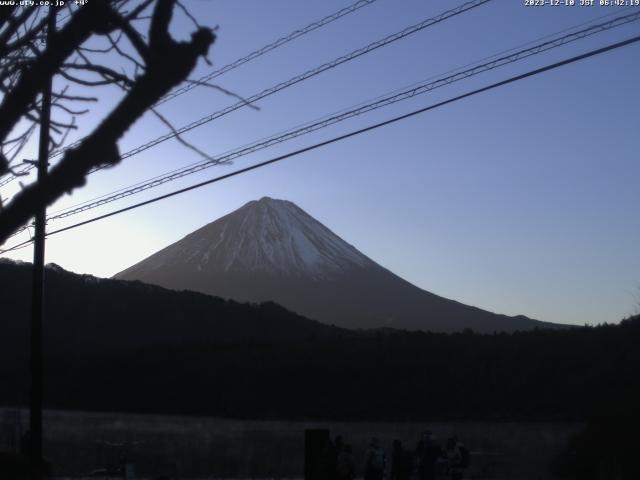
[115, 197, 554, 332]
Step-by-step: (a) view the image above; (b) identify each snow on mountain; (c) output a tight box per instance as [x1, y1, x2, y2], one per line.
[122, 197, 374, 279]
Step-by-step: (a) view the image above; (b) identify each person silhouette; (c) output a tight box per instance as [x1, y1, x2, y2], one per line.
[364, 437, 386, 480]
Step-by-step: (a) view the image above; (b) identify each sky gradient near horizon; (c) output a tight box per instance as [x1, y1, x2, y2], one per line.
[1, 0, 639, 326]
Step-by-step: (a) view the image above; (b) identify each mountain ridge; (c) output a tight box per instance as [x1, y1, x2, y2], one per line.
[0, 259, 343, 354]
[115, 197, 558, 333]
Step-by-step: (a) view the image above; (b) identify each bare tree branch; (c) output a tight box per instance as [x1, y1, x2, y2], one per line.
[150, 107, 219, 163]
[185, 78, 260, 111]
[0, 0, 215, 244]
[0, 2, 116, 154]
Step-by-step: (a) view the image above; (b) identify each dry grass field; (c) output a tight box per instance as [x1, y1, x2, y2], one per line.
[1, 408, 583, 479]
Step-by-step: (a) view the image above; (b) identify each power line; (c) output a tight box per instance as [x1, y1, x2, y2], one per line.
[2, 33, 638, 255]
[0, 0, 380, 185]
[0, 239, 33, 254]
[155, 0, 380, 106]
[6, 7, 638, 239]
[50, 4, 635, 217]
[41, 10, 640, 223]
[0, 0, 492, 186]
[107, 0, 492, 162]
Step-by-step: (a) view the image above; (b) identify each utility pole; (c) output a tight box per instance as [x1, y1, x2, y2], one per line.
[30, 8, 55, 479]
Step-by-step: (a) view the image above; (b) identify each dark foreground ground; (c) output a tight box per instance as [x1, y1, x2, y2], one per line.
[1, 408, 583, 479]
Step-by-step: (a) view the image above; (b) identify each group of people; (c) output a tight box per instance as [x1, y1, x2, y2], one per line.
[319, 431, 469, 480]
[388, 431, 470, 480]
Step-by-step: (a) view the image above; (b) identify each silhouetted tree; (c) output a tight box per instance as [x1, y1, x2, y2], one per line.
[0, 0, 216, 244]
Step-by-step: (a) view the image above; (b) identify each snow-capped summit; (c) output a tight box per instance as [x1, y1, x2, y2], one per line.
[115, 197, 554, 332]
[209, 196, 372, 276]
[121, 197, 373, 280]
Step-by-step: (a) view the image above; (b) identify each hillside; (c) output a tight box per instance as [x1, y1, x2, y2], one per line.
[0, 259, 342, 355]
[1, 315, 637, 421]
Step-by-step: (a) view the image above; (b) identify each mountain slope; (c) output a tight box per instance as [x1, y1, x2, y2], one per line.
[118, 197, 375, 279]
[115, 197, 557, 333]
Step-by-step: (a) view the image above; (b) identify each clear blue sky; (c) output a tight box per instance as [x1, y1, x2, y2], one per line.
[3, 0, 640, 325]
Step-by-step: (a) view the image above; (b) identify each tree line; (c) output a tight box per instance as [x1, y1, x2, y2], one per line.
[1, 314, 638, 421]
